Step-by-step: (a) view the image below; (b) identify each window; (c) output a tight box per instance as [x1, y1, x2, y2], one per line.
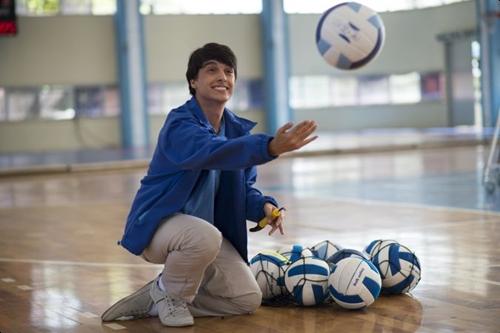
[248, 79, 264, 109]
[358, 75, 389, 105]
[420, 72, 443, 101]
[290, 75, 331, 109]
[6, 88, 38, 121]
[0, 88, 5, 121]
[141, 0, 261, 15]
[283, 0, 469, 13]
[331, 77, 357, 106]
[389, 72, 421, 104]
[74, 85, 119, 118]
[16, 0, 60, 16]
[289, 71, 441, 109]
[60, 0, 91, 15]
[39, 85, 75, 120]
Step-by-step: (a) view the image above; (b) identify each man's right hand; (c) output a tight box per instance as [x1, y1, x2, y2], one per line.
[268, 120, 318, 157]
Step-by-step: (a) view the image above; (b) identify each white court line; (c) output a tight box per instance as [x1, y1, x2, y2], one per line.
[80, 311, 99, 319]
[17, 285, 33, 290]
[0, 258, 162, 268]
[304, 194, 500, 218]
[1, 277, 16, 283]
[103, 323, 127, 330]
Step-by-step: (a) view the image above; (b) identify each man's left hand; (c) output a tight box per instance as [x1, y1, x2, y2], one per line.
[263, 203, 285, 236]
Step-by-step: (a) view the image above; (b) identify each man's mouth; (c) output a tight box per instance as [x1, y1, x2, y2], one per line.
[212, 85, 228, 91]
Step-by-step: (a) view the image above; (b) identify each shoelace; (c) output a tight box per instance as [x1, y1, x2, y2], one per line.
[163, 296, 188, 317]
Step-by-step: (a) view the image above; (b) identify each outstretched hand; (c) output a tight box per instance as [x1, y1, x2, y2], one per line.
[268, 120, 318, 157]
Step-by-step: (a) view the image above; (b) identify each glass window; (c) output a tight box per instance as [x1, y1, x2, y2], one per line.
[101, 86, 120, 116]
[0, 88, 5, 121]
[414, 0, 443, 8]
[145, 0, 261, 15]
[91, 0, 115, 15]
[290, 75, 331, 109]
[227, 80, 249, 111]
[39, 85, 75, 120]
[74, 86, 105, 118]
[74, 85, 120, 117]
[420, 72, 443, 101]
[16, 0, 60, 16]
[284, 0, 338, 14]
[60, 0, 92, 15]
[6, 88, 39, 121]
[248, 79, 263, 109]
[284, 0, 465, 13]
[330, 76, 358, 106]
[358, 75, 389, 105]
[164, 82, 190, 111]
[148, 83, 169, 115]
[389, 72, 421, 104]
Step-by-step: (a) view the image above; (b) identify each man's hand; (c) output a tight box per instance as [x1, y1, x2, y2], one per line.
[268, 120, 318, 157]
[263, 203, 285, 236]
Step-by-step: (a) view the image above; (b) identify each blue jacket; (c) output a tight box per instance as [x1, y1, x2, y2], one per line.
[120, 97, 278, 261]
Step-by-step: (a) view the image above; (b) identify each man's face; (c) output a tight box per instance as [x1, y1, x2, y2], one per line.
[190, 60, 235, 104]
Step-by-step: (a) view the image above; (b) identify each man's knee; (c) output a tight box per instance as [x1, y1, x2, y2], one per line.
[188, 222, 222, 259]
[234, 290, 262, 314]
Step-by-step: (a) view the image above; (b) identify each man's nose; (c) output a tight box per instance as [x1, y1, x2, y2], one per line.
[216, 68, 227, 81]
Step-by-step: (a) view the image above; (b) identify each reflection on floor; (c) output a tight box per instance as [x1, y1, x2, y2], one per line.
[0, 143, 499, 332]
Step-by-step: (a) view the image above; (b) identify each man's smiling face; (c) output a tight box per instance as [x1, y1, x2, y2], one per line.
[190, 60, 235, 104]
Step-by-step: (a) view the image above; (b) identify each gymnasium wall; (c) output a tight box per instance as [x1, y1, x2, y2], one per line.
[0, 1, 476, 153]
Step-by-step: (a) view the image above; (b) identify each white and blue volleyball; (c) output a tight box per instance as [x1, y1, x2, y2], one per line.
[310, 240, 343, 261]
[327, 248, 368, 266]
[284, 256, 330, 306]
[328, 257, 381, 309]
[250, 251, 289, 299]
[365, 240, 422, 294]
[279, 244, 314, 262]
[363, 239, 399, 259]
[315, 2, 385, 70]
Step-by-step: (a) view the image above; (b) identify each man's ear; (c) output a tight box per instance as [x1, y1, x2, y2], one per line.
[190, 80, 196, 89]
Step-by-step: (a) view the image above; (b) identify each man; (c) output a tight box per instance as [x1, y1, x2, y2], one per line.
[101, 43, 317, 327]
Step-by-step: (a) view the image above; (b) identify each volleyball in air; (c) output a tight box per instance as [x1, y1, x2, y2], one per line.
[364, 240, 422, 294]
[284, 256, 330, 306]
[250, 251, 290, 299]
[315, 2, 385, 70]
[328, 257, 381, 309]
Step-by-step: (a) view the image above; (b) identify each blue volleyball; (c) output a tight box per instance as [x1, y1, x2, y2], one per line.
[328, 257, 381, 309]
[250, 251, 289, 299]
[310, 240, 343, 261]
[284, 256, 330, 306]
[327, 248, 368, 265]
[315, 2, 385, 70]
[279, 244, 314, 262]
[365, 240, 422, 294]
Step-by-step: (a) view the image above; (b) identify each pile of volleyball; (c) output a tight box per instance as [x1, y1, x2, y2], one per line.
[249, 239, 421, 309]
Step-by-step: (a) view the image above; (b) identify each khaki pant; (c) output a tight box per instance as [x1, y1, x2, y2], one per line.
[142, 213, 262, 317]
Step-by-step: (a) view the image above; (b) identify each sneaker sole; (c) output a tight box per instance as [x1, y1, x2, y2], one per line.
[101, 280, 154, 321]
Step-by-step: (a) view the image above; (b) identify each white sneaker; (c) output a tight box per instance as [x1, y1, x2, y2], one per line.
[149, 276, 194, 327]
[101, 280, 154, 321]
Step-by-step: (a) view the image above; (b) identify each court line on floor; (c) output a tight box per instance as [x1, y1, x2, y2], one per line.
[297, 194, 500, 218]
[0, 257, 162, 268]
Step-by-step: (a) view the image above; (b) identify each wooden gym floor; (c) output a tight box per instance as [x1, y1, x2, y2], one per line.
[0, 145, 499, 332]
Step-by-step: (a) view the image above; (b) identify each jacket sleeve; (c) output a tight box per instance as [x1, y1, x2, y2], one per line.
[160, 118, 275, 171]
[245, 165, 279, 222]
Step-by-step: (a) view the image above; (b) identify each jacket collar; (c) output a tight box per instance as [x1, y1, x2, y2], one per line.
[187, 97, 257, 134]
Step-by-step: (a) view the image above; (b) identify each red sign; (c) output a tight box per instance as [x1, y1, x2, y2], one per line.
[0, 20, 16, 34]
[0, 0, 17, 36]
